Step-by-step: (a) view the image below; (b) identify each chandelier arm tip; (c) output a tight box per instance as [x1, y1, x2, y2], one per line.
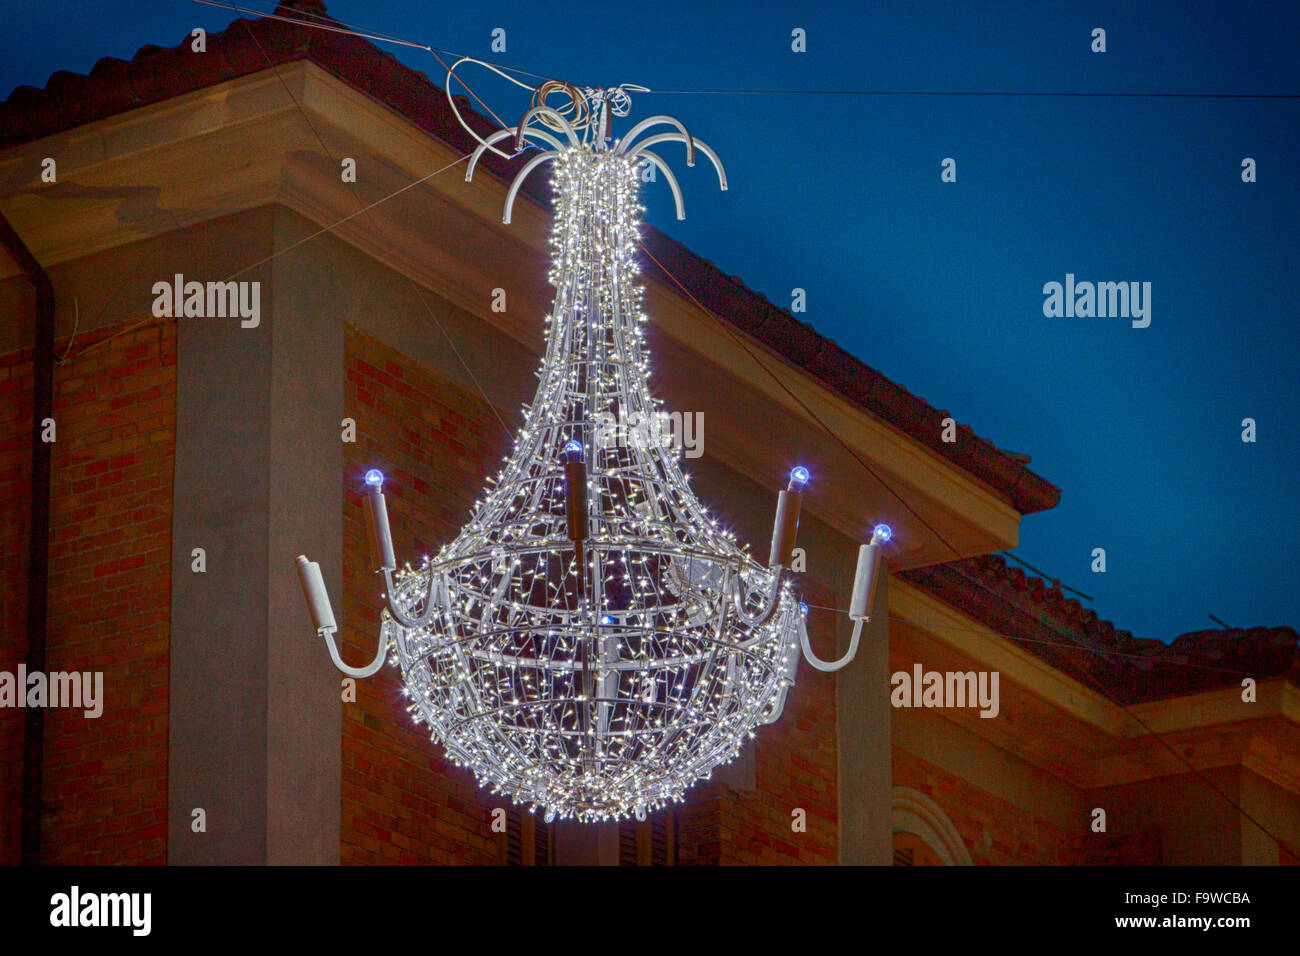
[848, 541, 884, 621]
[625, 134, 727, 192]
[465, 128, 516, 182]
[295, 554, 337, 631]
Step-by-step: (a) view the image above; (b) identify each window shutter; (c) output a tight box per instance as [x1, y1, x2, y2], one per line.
[617, 808, 676, 865]
[501, 807, 553, 865]
[534, 811, 551, 866]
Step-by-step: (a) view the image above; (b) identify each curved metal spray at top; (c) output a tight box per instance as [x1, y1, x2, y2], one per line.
[462, 81, 728, 226]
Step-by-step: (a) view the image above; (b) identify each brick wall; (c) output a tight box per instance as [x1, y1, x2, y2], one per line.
[892, 746, 1085, 865]
[44, 319, 175, 864]
[0, 317, 175, 865]
[340, 325, 511, 864]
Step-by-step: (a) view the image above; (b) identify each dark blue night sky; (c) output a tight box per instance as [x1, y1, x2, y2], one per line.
[4, 1, 1297, 642]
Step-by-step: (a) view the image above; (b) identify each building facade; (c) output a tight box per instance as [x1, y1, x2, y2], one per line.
[2, 3, 1297, 866]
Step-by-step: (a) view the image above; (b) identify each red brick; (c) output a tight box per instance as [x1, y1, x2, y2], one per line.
[0, 317, 177, 865]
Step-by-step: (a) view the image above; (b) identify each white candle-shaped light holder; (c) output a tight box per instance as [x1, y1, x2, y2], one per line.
[295, 555, 336, 634]
[362, 468, 396, 572]
[768, 465, 807, 567]
[849, 523, 891, 622]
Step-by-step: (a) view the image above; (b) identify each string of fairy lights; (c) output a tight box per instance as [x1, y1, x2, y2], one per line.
[374, 140, 803, 822]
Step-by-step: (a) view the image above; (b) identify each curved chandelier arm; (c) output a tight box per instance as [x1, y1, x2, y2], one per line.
[503, 152, 561, 225]
[513, 106, 581, 150]
[791, 526, 891, 672]
[616, 115, 695, 167]
[727, 567, 784, 629]
[322, 626, 390, 679]
[759, 623, 803, 724]
[295, 555, 389, 678]
[625, 134, 728, 192]
[634, 149, 686, 220]
[465, 127, 570, 182]
[381, 567, 442, 629]
[798, 615, 865, 673]
[761, 689, 790, 725]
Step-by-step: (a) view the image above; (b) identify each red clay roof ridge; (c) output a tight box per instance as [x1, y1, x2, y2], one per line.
[899, 554, 1299, 703]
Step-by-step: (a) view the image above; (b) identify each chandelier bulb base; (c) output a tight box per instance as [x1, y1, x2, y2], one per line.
[363, 480, 397, 572]
[295, 555, 336, 633]
[848, 541, 884, 622]
[768, 485, 803, 568]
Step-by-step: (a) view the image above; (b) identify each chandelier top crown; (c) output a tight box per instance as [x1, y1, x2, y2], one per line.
[532, 80, 651, 145]
[460, 72, 727, 226]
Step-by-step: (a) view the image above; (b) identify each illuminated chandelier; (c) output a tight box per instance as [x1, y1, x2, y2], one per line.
[296, 83, 890, 822]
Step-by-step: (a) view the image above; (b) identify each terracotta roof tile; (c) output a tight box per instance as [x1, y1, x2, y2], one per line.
[900, 554, 1300, 703]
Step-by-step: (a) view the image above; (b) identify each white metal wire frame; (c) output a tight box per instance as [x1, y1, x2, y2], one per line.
[370, 108, 800, 822]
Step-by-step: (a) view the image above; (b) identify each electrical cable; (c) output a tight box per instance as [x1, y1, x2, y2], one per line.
[1000, 551, 1094, 602]
[190, 2, 1300, 101]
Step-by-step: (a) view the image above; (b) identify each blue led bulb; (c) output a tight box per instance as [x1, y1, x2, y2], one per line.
[798, 601, 809, 617]
[790, 465, 810, 486]
[873, 523, 892, 543]
[599, 614, 615, 626]
[563, 440, 583, 457]
[364, 468, 384, 488]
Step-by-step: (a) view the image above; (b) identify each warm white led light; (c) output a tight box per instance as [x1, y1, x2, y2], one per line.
[372, 111, 801, 823]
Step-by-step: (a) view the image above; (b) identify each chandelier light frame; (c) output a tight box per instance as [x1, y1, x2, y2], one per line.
[295, 84, 889, 823]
